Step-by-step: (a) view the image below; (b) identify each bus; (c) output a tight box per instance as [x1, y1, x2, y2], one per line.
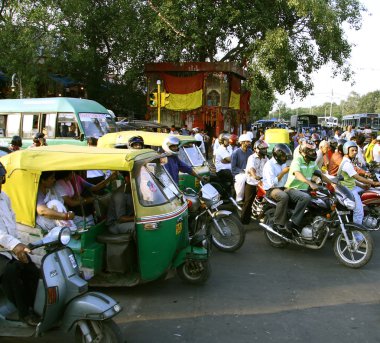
[0, 97, 118, 148]
[318, 116, 339, 128]
[290, 114, 319, 130]
[341, 113, 380, 130]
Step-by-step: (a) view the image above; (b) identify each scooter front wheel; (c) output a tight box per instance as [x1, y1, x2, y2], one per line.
[177, 259, 211, 285]
[210, 213, 245, 252]
[75, 319, 124, 343]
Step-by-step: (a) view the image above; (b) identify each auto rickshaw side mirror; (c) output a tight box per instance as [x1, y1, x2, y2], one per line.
[79, 133, 85, 141]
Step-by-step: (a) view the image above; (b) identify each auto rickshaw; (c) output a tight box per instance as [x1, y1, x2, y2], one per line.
[264, 128, 292, 156]
[0, 145, 210, 286]
[98, 130, 210, 191]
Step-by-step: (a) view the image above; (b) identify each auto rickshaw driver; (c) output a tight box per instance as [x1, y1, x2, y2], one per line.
[161, 136, 205, 185]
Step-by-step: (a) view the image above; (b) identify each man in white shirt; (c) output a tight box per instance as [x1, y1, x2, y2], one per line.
[0, 162, 40, 326]
[372, 136, 380, 163]
[262, 144, 292, 230]
[215, 134, 233, 190]
[193, 128, 206, 156]
[340, 125, 355, 140]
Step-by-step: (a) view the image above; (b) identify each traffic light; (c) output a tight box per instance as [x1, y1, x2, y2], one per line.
[149, 92, 158, 107]
[160, 92, 170, 108]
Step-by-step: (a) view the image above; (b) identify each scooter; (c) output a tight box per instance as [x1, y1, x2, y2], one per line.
[0, 226, 124, 342]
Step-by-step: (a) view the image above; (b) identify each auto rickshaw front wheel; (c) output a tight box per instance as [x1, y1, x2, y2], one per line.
[75, 319, 124, 343]
[177, 259, 211, 285]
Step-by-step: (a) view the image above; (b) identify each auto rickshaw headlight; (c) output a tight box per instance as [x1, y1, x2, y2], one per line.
[59, 227, 71, 245]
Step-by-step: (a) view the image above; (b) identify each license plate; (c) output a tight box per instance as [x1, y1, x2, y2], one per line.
[211, 200, 223, 209]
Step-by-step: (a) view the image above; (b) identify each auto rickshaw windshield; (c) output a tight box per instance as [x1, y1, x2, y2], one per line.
[179, 143, 205, 167]
[134, 159, 182, 207]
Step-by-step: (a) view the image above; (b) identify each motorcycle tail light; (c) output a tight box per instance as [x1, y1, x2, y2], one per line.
[47, 286, 58, 304]
[187, 199, 193, 208]
[310, 191, 317, 197]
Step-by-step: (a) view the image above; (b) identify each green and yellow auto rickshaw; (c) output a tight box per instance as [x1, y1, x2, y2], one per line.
[0, 145, 210, 286]
[98, 131, 210, 191]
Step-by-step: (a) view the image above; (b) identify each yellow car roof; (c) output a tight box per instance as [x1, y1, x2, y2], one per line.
[98, 130, 200, 148]
[264, 128, 290, 144]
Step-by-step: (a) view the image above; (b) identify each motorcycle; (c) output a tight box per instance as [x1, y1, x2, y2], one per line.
[259, 170, 374, 269]
[0, 226, 124, 342]
[184, 182, 245, 252]
[360, 162, 380, 230]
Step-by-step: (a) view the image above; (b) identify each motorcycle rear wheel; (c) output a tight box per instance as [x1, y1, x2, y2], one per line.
[177, 260, 211, 285]
[263, 209, 288, 248]
[333, 228, 373, 268]
[210, 214, 245, 252]
[75, 319, 124, 343]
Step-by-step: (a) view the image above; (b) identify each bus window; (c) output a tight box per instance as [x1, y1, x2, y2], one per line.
[56, 113, 77, 137]
[6, 114, 21, 137]
[41, 113, 57, 138]
[22, 114, 39, 138]
[0, 115, 6, 137]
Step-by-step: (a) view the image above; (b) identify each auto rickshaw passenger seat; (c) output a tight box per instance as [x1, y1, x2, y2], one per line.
[96, 233, 134, 273]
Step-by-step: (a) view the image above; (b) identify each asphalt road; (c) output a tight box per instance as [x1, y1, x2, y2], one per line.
[3, 222, 380, 342]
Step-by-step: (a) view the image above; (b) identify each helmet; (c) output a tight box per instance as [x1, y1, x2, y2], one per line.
[11, 135, 22, 147]
[272, 144, 292, 165]
[254, 140, 269, 157]
[162, 135, 181, 155]
[337, 139, 347, 154]
[300, 139, 317, 161]
[343, 141, 358, 155]
[218, 133, 230, 144]
[0, 162, 6, 184]
[328, 137, 338, 151]
[127, 136, 144, 149]
[229, 134, 238, 145]
[238, 134, 252, 143]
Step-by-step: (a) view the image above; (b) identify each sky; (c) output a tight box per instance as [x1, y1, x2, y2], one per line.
[277, 0, 380, 109]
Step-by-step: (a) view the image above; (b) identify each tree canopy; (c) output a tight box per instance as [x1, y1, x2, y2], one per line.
[0, 0, 366, 117]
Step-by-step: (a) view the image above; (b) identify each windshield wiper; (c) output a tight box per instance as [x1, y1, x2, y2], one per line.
[147, 169, 182, 201]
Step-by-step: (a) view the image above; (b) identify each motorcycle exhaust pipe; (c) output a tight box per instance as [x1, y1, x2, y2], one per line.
[259, 223, 293, 243]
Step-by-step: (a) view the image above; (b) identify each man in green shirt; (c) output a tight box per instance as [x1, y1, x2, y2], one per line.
[285, 139, 332, 231]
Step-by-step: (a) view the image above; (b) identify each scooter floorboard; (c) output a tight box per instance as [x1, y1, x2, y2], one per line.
[0, 318, 36, 337]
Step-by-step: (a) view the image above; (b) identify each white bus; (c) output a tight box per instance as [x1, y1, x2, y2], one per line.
[318, 116, 339, 128]
[341, 113, 380, 130]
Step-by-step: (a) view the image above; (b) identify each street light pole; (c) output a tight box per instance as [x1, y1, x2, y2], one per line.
[157, 80, 161, 123]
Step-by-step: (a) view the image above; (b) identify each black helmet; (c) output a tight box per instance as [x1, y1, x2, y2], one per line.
[300, 139, 317, 161]
[253, 140, 269, 157]
[272, 144, 292, 165]
[0, 162, 6, 184]
[127, 136, 144, 149]
[337, 139, 347, 154]
[328, 137, 338, 151]
[11, 135, 22, 147]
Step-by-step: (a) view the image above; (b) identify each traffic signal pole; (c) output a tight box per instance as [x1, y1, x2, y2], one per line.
[157, 80, 161, 123]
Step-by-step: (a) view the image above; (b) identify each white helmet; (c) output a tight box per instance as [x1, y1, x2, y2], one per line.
[162, 136, 181, 155]
[238, 134, 252, 143]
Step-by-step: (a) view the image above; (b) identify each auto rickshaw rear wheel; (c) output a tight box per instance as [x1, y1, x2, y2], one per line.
[177, 259, 211, 285]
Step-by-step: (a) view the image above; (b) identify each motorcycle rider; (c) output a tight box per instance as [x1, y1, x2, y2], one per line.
[161, 136, 204, 185]
[338, 141, 380, 225]
[262, 144, 292, 231]
[214, 133, 233, 191]
[240, 140, 268, 225]
[0, 162, 40, 326]
[231, 134, 252, 203]
[127, 135, 144, 150]
[329, 139, 346, 176]
[285, 139, 333, 231]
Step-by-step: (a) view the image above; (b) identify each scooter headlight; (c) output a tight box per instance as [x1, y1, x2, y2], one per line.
[59, 227, 71, 245]
[343, 198, 355, 210]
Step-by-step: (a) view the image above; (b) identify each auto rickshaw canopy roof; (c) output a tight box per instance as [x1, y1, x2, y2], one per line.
[98, 130, 201, 149]
[0, 145, 159, 227]
[264, 128, 290, 144]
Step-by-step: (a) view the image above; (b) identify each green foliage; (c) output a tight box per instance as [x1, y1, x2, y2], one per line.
[0, 0, 366, 117]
